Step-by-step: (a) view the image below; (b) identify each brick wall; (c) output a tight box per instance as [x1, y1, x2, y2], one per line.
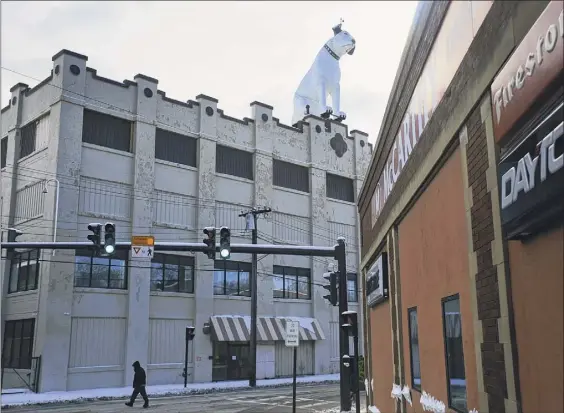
[465, 106, 507, 413]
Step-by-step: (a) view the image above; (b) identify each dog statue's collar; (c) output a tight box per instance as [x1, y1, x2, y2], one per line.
[324, 44, 340, 61]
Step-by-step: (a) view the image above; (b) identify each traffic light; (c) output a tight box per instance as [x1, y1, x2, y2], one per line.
[219, 226, 230, 259]
[322, 271, 338, 306]
[7, 228, 23, 243]
[87, 223, 102, 247]
[203, 227, 216, 260]
[341, 310, 358, 337]
[104, 222, 116, 254]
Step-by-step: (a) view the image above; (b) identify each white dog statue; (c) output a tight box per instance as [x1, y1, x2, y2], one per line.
[292, 21, 356, 126]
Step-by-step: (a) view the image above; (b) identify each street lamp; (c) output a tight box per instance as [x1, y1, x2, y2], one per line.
[42, 178, 60, 256]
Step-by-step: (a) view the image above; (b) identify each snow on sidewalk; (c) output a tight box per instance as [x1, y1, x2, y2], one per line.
[1, 373, 339, 407]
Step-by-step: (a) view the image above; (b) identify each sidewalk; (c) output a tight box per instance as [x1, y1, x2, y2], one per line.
[1, 373, 339, 407]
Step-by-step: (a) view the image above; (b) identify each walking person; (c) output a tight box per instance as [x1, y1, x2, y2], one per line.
[125, 361, 149, 408]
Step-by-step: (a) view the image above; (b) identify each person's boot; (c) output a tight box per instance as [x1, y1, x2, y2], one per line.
[125, 401, 133, 407]
[143, 400, 149, 408]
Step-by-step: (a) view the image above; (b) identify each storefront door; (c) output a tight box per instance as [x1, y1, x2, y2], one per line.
[212, 341, 250, 382]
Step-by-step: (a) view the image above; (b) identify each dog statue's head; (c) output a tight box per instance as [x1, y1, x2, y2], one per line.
[330, 22, 356, 56]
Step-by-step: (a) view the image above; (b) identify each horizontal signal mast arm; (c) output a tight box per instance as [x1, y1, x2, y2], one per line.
[1, 242, 338, 258]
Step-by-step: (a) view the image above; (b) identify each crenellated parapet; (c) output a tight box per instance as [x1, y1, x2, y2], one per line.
[1, 49, 372, 181]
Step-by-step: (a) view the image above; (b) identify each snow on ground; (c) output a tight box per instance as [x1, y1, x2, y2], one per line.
[1, 373, 339, 407]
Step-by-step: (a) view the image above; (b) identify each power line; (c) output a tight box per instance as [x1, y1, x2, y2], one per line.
[1, 165, 360, 249]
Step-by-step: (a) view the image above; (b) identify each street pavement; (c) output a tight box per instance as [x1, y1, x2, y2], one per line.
[4, 383, 366, 412]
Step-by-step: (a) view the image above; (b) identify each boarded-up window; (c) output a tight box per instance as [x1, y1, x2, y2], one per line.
[82, 109, 132, 152]
[273, 159, 309, 193]
[1, 137, 7, 168]
[326, 173, 354, 202]
[155, 128, 197, 167]
[216, 144, 253, 180]
[20, 121, 36, 159]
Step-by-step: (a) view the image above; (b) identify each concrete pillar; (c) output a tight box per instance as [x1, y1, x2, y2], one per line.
[250, 101, 275, 318]
[124, 74, 158, 386]
[36, 50, 88, 391]
[0, 82, 27, 366]
[193, 94, 218, 383]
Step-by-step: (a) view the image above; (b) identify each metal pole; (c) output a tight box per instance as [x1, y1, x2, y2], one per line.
[353, 334, 361, 413]
[249, 215, 258, 387]
[292, 346, 297, 413]
[337, 237, 351, 412]
[1, 242, 336, 257]
[184, 328, 189, 388]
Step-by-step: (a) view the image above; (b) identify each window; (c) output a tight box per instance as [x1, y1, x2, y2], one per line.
[273, 265, 311, 300]
[150, 253, 194, 293]
[442, 294, 467, 412]
[273, 159, 310, 193]
[8, 250, 40, 293]
[214, 260, 251, 296]
[347, 273, 358, 303]
[2, 319, 35, 369]
[82, 109, 132, 152]
[20, 121, 37, 159]
[155, 128, 197, 167]
[326, 173, 354, 202]
[216, 145, 253, 180]
[1, 137, 7, 168]
[74, 249, 128, 289]
[408, 307, 421, 391]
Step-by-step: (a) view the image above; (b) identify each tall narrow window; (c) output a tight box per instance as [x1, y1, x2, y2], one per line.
[20, 121, 37, 159]
[1, 137, 7, 168]
[347, 273, 358, 303]
[2, 318, 35, 369]
[408, 307, 421, 391]
[442, 294, 467, 412]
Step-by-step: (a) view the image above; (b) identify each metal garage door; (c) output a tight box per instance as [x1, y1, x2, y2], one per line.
[275, 341, 314, 377]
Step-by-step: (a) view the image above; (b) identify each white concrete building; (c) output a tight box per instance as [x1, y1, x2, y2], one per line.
[0, 49, 372, 392]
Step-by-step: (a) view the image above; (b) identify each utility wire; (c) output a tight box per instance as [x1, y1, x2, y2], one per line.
[1, 165, 359, 248]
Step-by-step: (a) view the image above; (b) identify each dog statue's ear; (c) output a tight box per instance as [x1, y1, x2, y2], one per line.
[332, 18, 343, 35]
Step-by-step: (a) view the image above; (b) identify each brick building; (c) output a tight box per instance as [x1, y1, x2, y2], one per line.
[358, 1, 562, 413]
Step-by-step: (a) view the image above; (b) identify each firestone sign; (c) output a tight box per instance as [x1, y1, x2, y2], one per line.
[491, 1, 564, 142]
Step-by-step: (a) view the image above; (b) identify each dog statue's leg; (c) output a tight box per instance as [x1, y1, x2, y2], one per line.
[318, 80, 332, 117]
[333, 83, 346, 120]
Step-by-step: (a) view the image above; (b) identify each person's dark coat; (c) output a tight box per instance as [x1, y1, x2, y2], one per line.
[132, 361, 147, 388]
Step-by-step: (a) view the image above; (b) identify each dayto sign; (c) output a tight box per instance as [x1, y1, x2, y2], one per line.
[499, 103, 563, 230]
[370, 1, 492, 227]
[491, 1, 564, 142]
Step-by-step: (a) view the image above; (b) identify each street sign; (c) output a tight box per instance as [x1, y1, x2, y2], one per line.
[131, 235, 155, 258]
[285, 320, 300, 347]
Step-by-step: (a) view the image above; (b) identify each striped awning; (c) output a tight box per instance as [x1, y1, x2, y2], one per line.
[210, 315, 325, 342]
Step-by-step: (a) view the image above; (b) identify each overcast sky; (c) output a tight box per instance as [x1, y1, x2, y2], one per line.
[1, 1, 417, 142]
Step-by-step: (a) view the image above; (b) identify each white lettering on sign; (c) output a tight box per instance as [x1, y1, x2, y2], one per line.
[493, 9, 564, 126]
[285, 320, 300, 347]
[501, 121, 563, 209]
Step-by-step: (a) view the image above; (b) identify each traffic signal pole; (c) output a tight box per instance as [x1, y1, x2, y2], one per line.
[2, 232, 351, 412]
[336, 238, 352, 412]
